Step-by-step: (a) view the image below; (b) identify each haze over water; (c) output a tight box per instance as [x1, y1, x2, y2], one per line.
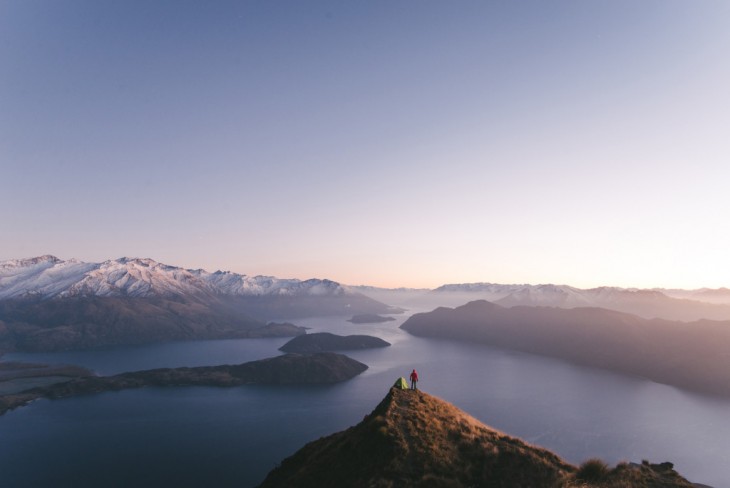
[2, 312, 728, 488]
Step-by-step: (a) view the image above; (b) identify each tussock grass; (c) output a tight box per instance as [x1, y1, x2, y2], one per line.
[564, 459, 695, 488]
[576, 458, 610, 482]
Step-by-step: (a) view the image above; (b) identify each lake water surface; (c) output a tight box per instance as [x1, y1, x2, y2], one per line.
[1, 313, 728, 487]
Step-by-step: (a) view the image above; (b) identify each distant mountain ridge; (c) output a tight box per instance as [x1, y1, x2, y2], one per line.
[0, 255, 354, 300]
[427, 282, 730, 321]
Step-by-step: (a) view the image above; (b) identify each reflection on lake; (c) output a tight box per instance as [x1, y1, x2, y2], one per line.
[1, 313, 727, 487]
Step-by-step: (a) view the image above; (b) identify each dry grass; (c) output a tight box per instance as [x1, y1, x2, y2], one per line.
[576, 458, 610, 483]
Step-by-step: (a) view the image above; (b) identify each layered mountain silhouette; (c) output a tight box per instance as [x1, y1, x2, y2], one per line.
[401, 300, 730, 397]
[0, 256, 394, 352]
[259, 387, 696, 487]
[425, 283, 730, 321]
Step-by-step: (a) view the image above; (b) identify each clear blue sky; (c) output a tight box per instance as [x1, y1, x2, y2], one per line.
[2, 1, 729, 288]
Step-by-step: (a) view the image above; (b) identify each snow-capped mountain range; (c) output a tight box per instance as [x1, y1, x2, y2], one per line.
[0, 256, 397, 352]
[0, 255, 352, 301]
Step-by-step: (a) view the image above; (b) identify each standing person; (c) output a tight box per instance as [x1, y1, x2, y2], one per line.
[409, 369, 419, 390]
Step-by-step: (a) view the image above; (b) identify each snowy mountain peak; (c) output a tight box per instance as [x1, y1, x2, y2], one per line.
[0, 254, 62, 269]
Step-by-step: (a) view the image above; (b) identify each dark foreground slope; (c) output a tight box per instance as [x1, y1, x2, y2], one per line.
[0, 353, 366, 415]
[279, 332, 391, 353]
[260, 388, 695, 488]
[401, 300, 730, 397]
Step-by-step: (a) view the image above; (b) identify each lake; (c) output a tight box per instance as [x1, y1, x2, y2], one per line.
[1, 312, 728, 487]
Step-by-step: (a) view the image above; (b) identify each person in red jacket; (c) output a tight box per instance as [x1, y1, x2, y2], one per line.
[409, 369, 419, 390]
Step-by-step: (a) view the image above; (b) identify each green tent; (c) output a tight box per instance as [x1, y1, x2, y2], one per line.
[393, 377, 409, 390]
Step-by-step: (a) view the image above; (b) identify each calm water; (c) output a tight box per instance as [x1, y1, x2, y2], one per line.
[1, 313, 728, 487]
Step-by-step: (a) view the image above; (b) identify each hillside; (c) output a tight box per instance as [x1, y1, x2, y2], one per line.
[401, 300, 730, 397]
[259, 387, 696, 487]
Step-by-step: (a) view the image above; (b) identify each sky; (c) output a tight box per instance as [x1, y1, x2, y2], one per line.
[2, 1, 730, 289]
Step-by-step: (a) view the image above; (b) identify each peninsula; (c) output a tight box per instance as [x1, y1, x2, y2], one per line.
[0, 352, 367, 416]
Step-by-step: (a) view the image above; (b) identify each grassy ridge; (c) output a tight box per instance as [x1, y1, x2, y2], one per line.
[261, 388, 696, 487]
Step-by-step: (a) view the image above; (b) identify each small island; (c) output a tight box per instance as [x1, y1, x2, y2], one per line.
[0, 352, 367, 416]
[279, 332, 391, 354]
[347, 314, 396, 324]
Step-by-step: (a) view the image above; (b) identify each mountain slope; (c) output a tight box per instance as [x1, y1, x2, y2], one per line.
[0, 295, 292, 352]
[259, 388, 696, 488]
[401, 300, 730, 397]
